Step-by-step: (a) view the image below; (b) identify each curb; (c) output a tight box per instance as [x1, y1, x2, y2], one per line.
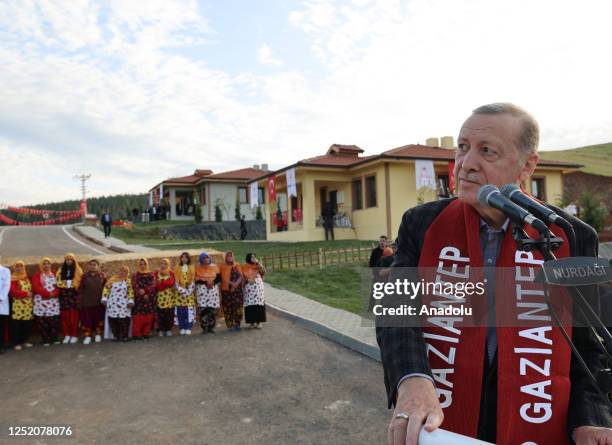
[72, 225, 131, 253]
[265, 302, 381, 362]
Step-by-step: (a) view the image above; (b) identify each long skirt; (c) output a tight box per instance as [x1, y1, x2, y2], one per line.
[11, 319, 33, 345]
[60, 309, 79, 337]
[245, 305, 267, 324]
[108, 317, 130, 341]
[221, 290, 243, 328]
[157, 307, 174, 332]
[80, 306, 105, 336]
[37, 316, 60, 344]
[199, 307, 217, 333]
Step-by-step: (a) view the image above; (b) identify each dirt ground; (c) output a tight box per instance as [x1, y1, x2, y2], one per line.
[0, 314, 389, 445]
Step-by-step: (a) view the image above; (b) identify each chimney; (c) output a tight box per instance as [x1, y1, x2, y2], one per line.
[261, 163, 269, 171]
[253, 164, 260, 170]
[440, 136, 454, 149]
[425, 137, 440, 147]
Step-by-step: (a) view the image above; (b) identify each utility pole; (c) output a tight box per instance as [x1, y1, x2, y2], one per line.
[74, 174, 91, 220]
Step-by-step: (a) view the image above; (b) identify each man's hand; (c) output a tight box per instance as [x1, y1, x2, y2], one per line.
[388, 377, 443, 445]
[574, 426, 612, 445]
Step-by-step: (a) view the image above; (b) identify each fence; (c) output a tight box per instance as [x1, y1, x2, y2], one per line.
[260, 246, 371, 271]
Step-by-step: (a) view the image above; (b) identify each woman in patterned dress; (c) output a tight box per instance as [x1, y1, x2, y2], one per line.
[219, 251, 244, 331]
[131, 258, 156, 340]
[195, 252, 220, 334]
[9, 261, 34, 350]
[78, 259, 106, 344]
[31, 257, 61, 346]
[174, 252, 196, 335]
[102, 266, 134, 342]
[242, 253, 267, 329]
[155, 258, 175, 337]
[56, 253, 83, 344]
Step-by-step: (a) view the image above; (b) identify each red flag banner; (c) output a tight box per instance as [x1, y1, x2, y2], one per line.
[268, 176, 276, 203]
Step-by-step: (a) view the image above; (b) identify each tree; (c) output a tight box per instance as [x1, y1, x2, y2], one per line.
[235, 198, 241, 221]
[194, 204, 203, 223]
[214, 201, 223, 223]
[255, 206, 263, 220]
[579, 191, 606, 232]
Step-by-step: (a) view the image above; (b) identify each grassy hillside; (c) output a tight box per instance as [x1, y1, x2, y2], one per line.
[540, 142, 612, 177]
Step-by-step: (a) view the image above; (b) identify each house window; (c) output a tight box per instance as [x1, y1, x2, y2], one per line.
[352, 178, 363, 210]
[238, 187, 248, 204]
[531, 177, 546, 201]
[258, 188, 265, 205]
[365, 175, 377, 208]
[200, 186, 206, 205]
[291, 195, 303, 222]
[437, 175, 450, 199]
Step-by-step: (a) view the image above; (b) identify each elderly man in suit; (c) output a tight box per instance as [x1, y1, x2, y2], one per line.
[377, 103, 611, 445]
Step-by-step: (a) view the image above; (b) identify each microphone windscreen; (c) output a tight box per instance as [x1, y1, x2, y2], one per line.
[477, 184, 498, 207]
[500, 183, 520, 196]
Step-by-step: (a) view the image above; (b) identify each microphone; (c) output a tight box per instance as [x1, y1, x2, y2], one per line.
[500, 184, 567, 225]
[477, 184, 549, 233]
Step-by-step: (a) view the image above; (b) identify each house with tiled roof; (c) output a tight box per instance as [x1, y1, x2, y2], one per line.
[250, 139, 581, 241]
[149, 166, 269, 221]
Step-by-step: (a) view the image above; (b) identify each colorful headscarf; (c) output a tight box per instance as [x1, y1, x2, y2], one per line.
[106, 265, 130, 288]
[174, 253, 195, 286]
[11, 261, 28, 281]
[136, 258, 150, 274]
[60, 252, 83, 286]
[39, 257, 53, 273]
[195, 252, 218, 280]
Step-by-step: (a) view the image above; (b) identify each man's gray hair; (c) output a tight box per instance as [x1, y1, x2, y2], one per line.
[472, 102, 540, 154]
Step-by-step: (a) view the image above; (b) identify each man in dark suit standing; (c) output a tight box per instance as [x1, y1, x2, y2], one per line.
[100, 209, 112, 238]
[378, 103, 611, 445]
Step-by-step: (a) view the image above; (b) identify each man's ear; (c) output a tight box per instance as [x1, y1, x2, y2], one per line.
[518, 151, 539, 183]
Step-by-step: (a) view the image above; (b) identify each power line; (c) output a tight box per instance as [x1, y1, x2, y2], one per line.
[74, 174, 92, 201]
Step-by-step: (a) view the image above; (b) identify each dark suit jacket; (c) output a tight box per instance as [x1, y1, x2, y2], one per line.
[376, 198, 612, 442]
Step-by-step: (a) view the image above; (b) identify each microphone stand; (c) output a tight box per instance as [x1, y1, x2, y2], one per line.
[512, 225, 612, 406]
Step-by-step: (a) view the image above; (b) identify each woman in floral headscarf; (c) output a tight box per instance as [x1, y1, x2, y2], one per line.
[219, 251, 243, 331]
[131, 258, 156, 340]
[32, 258, 61, 346]
[195, 252, 220, 334]
[174, 252, 196, 336]
[102, 265, 134, 342]
[242, 253, 267, 329]
[155, 258, 175, 337]
[56, 253, 83, 344]
[9, 261, 34, 350]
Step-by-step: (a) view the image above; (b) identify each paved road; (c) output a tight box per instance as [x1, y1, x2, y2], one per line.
[0, 314, 389, 445]
[0, 225, 113, 259]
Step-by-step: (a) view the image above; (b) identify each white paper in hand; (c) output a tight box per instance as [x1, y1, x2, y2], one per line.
[418, 428, 495, 445]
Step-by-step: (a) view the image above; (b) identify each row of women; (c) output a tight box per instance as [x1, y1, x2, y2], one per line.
[0, 251, 267, 350]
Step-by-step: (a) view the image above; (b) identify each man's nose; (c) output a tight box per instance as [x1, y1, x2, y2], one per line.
[460, 147, 481, 173]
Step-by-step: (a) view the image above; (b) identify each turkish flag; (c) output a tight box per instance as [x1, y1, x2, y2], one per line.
[268, 176, 276, 203]
[448, 161, 455, 192]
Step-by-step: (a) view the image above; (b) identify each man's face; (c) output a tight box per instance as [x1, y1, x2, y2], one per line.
[42, 260, 51, 272]
[455, 113, 539, 208]
[379, 237, 387, 248]
[88, 261, 99, 273]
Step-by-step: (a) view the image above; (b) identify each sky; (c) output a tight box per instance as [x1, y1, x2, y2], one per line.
[1, 0, 611, 206]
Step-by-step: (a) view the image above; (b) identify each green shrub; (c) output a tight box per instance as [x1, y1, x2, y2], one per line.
[579, 191, 606, 232]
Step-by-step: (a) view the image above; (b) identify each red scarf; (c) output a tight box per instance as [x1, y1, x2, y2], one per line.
[418, 199, 572, 445]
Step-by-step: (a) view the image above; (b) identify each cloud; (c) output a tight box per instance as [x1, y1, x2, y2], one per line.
[1, 0, 611, 206]
[257, 44, 284, 67]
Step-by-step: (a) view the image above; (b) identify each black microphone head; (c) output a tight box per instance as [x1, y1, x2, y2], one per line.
[477, 184, 499, 207]
[500, 183, 520, 197]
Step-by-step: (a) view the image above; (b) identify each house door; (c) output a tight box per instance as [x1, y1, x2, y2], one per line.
[329, 190, 338, 212]
[320, 187, 327, 215]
